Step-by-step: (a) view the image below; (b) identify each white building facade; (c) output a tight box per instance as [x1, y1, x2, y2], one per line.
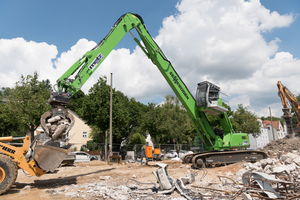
[263, 120, 287, 141]
[248, 119, 269, 150]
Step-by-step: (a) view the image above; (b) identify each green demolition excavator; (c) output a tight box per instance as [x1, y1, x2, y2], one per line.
[0, 13, 268, 195]
[43, 12, 267, 168]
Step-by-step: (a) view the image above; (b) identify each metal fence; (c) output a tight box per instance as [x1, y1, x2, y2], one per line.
[73, 142, 205, 161]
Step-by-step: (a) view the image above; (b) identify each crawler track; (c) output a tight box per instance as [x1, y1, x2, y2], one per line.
[182, 150, 268, 168]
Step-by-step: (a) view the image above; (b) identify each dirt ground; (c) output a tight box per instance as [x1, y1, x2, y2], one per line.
[1, 159, 245, 200]
[2, 136, 299, 200]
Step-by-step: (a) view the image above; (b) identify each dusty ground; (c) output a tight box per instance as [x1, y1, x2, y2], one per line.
[1, 159, 244, 200]
[2, 136, 299, 200]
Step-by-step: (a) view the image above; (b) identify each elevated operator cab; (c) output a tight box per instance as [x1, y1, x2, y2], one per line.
[195, 81, 228, 115]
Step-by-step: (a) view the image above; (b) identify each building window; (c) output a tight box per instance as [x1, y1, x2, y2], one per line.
[83, 132, 87, 138]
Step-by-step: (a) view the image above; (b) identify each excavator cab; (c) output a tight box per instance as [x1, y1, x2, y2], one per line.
[195, 81, 228, 115]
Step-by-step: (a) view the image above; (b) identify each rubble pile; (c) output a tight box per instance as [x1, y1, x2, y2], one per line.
[262, 136, 300, 156]
[45, 159, 300, 200]
[44, 138, 300, 200]
[47, 183, 133, 200]
[46, 181, 182, 200]
[238, 152, 300, 180]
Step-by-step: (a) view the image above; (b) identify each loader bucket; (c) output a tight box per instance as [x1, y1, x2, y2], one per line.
[33, 142, 73, 172]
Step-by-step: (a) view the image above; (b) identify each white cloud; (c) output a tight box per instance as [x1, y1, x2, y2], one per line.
[50, 39, 97, 89]
[0, 37, 57, 87]
[0, 0, 297, 119]
[230, 94, 250, 108]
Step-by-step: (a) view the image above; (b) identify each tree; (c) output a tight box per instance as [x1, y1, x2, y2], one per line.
[0, 72, 51, 140]
[206, 103, 233, 129]
[78, 76, 131, 146]
[231, 104, 260, 137]
[128, 132, 146, 145]
[127, 97, 150, 135]
[161, 95, 195, 144]
[140, 95, 196, 145]
[140, 103, 168, 144]
[68, 90, 86, 112]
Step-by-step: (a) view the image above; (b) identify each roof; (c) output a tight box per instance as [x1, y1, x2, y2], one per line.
[262, 120, 280, 130]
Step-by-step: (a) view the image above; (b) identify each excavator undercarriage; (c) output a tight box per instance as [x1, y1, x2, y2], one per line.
[182, 150, 268, 168]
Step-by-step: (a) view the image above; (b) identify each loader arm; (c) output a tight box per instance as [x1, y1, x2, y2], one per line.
[0, 136, 46, 176]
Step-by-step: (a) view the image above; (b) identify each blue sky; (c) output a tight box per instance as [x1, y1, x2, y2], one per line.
[1, 0, 299, 57]
[1, 0, 300, 118]
[0, 0, 178, 54]
[260, 0, 300, 58]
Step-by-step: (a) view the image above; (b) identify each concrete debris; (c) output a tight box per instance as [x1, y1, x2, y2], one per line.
[47, 116, 61, 123]
[99, 176, 111, 180]
[171, 157, 181, 161]
[47, 183, 130, 200]
[240, 151, 300, 183]
[40, 108, 75, 141]
[46, 148, 300, 200]
[241, 192, 252, 200]
[126, 158, 135, 163]
[23, 185, 31, 190]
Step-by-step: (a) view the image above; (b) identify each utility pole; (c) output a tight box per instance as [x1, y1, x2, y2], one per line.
[269, 107, 276, 141]
[109, 73, 113, 156]
[105, 130, 107, 161]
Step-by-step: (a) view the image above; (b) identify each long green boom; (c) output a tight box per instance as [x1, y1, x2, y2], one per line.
[56, 13, 249, 151]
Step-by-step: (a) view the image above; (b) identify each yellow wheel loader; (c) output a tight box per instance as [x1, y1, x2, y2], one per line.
[0, 135, 73, 195]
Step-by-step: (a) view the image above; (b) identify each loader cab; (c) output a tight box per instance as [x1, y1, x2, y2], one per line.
[195, 81, 228, 115]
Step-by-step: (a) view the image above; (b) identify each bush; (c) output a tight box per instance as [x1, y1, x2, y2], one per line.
[80, 145, 87, 151]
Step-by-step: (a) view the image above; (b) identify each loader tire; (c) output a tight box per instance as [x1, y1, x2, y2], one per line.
[0, 154, 18, 195]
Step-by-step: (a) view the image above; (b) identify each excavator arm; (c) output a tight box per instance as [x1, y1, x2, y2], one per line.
[45, 13, 250, 151]
[277, 81, 300, 136]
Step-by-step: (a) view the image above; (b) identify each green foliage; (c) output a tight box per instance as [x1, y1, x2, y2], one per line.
[0, 72, 51, 138]
[140, 103, 168, 144]
[206, 103, 232, 129]
[89, 126, 105, 143]
[128, 132, 146, 145]
[73, 147, 78, 152]
[76, 76, 112, 143]
[231, 104, 261, 137]
[86, 140, 102, 151]
[127, 97, 150, 134]
[161, 95, 196, 144]
[140, 95, 196, 145]
[69, 90, 86, 112]
[80, 145, 87, 151]
[77, 76, 148, 145]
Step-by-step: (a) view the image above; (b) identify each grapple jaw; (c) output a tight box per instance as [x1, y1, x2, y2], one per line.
[40, 105, 75, 141]
[34, 91, 75, 172]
